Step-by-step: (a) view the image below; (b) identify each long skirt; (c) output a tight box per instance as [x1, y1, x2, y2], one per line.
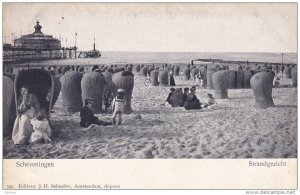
[12, 108, 36, 145]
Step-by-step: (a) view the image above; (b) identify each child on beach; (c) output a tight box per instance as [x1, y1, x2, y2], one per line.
[273, 77, 280, 88]
[111, 89, 125, 125]
[203, 93, 216, 108]
[29, 114, 52, 144]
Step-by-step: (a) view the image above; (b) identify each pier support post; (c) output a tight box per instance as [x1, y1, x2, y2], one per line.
[69, 49, 72, 59]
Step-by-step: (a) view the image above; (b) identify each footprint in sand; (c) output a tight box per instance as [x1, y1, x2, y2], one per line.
[202, 151, 211, 156]
[218, 121, 224, 126]
[71, 144, 80, 149]
[189, 147, 197, 153]
[216, 152, 225, 158]
[217, 132, 224, 139]
[160, 143, 166, 150]
[239, 138, 250, 148]
[286, 140, 293, 146]
[189, 140, 199, 147]
[256, 138, 263, 145]
[204, 134, 212, 144]
[283, 152, 292, 158]
[194, 154, 203, 159]
[143, 145, 156, 159]
[134, 143, 146, 151]
[244, 153, 253, 158]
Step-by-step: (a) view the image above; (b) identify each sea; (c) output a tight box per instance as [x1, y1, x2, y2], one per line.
[8, 51, 298, 68]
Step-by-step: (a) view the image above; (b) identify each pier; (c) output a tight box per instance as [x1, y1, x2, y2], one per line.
[3, 21, 78, 64]
[191, 58, 297, 66]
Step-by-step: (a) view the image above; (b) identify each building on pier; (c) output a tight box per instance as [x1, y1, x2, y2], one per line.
[3, 21, 77, 63]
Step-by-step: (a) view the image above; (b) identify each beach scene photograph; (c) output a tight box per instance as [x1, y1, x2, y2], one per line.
[2, 3, 297, 159]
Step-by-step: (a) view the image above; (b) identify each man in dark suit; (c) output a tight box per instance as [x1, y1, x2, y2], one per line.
[80, 98, 112, 128]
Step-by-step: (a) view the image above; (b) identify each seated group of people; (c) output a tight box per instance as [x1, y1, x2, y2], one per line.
[165, 86, 215, 110]
[12, 81, 214, 146]
[12, 85, 127, 145]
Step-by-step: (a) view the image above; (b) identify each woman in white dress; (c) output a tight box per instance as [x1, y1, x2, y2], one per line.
[12, 86, 41, 145]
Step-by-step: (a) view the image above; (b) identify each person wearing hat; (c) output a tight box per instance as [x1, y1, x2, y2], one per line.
[181, 87, 190, 107]
[169, 72, 176, 86]
[111, 89, 125, 125]
[203, 93, 215, 108]
[100, 65, 108, 72]
[91, 65, 99, 72]
[183, 86, 202, 110]
[273, 76, 280, 88]
[164, 88, 176, 107]
[190, 85, 196, 92]
[80, 98, 112, 129]
[94, 68, 101, 73]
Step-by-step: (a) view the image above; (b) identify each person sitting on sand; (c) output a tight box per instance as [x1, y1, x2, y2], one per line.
[111, 89, 125, 125]
[169, 72, 176, 86]
[203, 93, 215, 108]
[184, 86, 202, 110]
[181, 87, 189, 107]
[29, 113, 52, 144]
[273, 77, 280, 88]
[80, 98, 112, 129]
[164, 88, 176, 107]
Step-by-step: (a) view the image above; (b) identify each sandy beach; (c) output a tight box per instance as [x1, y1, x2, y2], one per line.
[3, 69, 297, 159]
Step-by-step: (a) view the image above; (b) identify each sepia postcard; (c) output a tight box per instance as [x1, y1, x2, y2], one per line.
[2, 2, 297, 191]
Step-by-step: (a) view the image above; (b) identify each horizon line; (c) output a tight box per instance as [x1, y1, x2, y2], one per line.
[98, 50, 298, 54]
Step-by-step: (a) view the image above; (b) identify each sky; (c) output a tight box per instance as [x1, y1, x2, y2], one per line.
[2, 3, 297, 53]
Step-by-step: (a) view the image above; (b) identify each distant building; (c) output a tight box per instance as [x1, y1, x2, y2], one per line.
[3, 21, 62, 62]
[14, 21, 61, 50]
